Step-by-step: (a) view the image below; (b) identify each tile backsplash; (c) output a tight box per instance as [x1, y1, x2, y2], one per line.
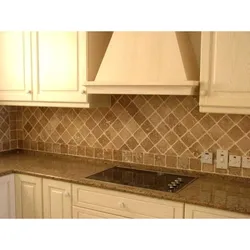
[15, 95, 250, 178]
[0, 106, 17, 151]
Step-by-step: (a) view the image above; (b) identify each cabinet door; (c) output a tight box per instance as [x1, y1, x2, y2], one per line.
[43, 178, 72, 218]
[185, 204, 250, 219]
[200, 32, 250, 114]
[0, 174, 15, 218]
[31, 32, 87, 103]
[73, 206, 126, 219]
[15, 174, 43, 218]
[0, 32, 32, 101]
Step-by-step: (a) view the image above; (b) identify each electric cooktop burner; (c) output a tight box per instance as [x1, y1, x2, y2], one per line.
[86, 167, 196, 193]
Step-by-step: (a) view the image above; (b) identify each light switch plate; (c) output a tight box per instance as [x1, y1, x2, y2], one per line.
[242, 156, 250, 168]
[229, 155, 241, 167]
[216, 149, 228, 169]
[201, 151, 213, 164]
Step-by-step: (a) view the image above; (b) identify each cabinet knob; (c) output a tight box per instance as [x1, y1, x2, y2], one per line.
[27, 90, 32, 94]
[64, 191, 71, 197]
[200, 90, 207, 96]
[118, 202, 126, 209]
[81, 90, 86, 94]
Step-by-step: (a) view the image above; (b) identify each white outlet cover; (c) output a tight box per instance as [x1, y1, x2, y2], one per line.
[228, 155, 241, 168]
[201, 151, 213, 164]
[242, 156, 250, 168]
[216, 149, 228, 169]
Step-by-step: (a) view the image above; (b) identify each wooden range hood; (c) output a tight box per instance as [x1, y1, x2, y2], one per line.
[85, 32, 200, 95]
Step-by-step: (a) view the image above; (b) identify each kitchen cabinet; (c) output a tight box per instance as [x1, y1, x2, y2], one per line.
[1, 172, 250, 219]
[185, 204, 250, 219]
[15, 174, 43, 218]
[199, 32, 250, 114]
[0, 32, 32, 101]
[72, 184, 184, 218]
[0, 174, 15, 218]
[0, 31, 112, 108]
[73, 206, 126, 219]
[43, 178, 72, 218]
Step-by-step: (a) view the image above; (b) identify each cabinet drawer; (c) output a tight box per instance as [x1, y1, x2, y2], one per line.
[73, 206, 127, 219]
[73, 184, 184, 218]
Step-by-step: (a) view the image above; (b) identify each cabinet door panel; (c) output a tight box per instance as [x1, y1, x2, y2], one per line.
[73, 206, 126, 219]
[0, 32, 32, 101]
[0, 174, 15, 218]
[15, 174, 42, 218]
[32, 32, 87, 103]
[185, 204, 250, 219]
[43, 178, 72, 218]
[200, 32, 250, 114]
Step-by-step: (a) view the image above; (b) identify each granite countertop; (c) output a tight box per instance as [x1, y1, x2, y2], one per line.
[0, 150, 250, 215]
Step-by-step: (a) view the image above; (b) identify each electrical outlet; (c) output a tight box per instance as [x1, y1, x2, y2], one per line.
[216, 149, 228, 169]
[242, 156, 250, 168]
[229, 155, 241, 167]
[201, 151, 213, 164]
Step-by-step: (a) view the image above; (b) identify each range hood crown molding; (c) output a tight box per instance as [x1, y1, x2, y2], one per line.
[85, 32, 200, 96]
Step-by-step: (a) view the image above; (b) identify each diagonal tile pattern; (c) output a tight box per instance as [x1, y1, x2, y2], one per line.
[12, 94, 250, 178]
[0, 106, 18, 151]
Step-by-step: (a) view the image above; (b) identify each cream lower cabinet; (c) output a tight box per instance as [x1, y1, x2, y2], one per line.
[43, 179, 72, 218]
[185, 204, 250, 219]
[0, 174, 15, 218]
[72, 184, 184, 219]
[73, 206, 126, 219]
[200, 32, 250, 114]
[15, 174, 43, 218]
[2, 173, 250, 219]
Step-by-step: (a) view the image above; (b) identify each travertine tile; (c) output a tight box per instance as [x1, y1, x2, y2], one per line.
[190, 158, 201, 171]
[155, 155, 165, 167]
[132, 152, 143, 164]
[86, 147, 94, 158]
[166, 155, 177, 168]
[228, 167, 242, 177]
[77, 146, 85, 156]
[10, 95, 250, 179]
[143, 153, 154, 165]
[202, 163, 214, 173]
[178, 157, 189, 169]
[103, 149, 113, 160]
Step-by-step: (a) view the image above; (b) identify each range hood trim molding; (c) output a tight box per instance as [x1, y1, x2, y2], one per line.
[85, 80, 199, 95]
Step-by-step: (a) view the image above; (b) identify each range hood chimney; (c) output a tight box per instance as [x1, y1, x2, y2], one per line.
[85, 32, 199, 95]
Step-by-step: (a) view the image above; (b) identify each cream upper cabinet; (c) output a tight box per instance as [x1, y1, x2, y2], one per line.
[31, 32, 87, 103]
[15, 174, 43, 218]
[0, 32, 32, 101]
[0, 174, 15, 218]
[43, 178, 72, 218]
[199, 32, 250, 114]
[185, 204, 250, 219]
[0, 31, 111, 108]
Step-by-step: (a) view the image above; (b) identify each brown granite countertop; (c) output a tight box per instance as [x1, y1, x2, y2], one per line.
[0, 150, 250, 215]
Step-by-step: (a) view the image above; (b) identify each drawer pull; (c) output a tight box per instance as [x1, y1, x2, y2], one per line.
[118, 202, 126, 209]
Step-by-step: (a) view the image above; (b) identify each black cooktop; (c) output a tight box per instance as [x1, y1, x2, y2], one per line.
[86, 167, 196, 193]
